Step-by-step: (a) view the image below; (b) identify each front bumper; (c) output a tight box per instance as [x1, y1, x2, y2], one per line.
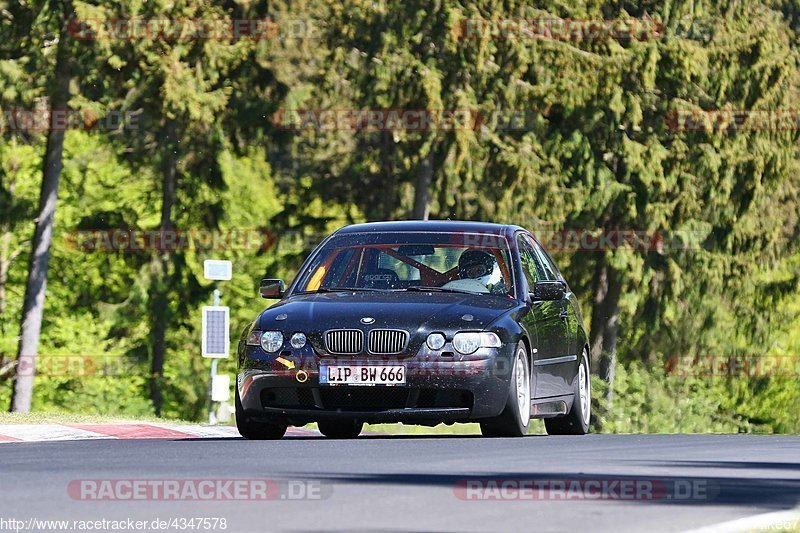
[237, 344, 514, 425]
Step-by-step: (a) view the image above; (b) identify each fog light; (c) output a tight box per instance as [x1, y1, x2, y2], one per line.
[426, 333, 446, 351]
[290, 332, 307, 349]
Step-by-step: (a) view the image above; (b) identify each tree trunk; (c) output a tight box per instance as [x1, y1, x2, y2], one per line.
[588, 254, 622, 401]
[639, 267, 663, 366]
[379, 130, 396, 220]
[10, 3, 72, 412]
[0, 237, 7, 337]
[412, 150, 433, 220]
[0, 225, 21, 337]
[148, 119, 179, 417]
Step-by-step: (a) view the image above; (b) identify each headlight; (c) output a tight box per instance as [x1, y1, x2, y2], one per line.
[245, 330, 263, 346]
[290, 332, 307, 349]
[452, 331, 502, 354]
[453, 332, 481, 354]
[426, 332, 446, 351]
[260, 331, 284, 352]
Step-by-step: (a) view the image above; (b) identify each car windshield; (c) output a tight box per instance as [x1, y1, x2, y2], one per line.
[294, 231, 515, 297]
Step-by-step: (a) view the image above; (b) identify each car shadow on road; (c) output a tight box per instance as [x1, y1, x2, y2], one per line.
[176, 434, 549, 441]
[284, 471, 800, 509]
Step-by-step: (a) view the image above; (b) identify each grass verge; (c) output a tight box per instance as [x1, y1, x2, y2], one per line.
[0, 412, 190, 425]
[360, 419, 547, 436]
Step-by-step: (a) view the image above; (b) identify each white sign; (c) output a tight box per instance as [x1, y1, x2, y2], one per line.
[211, 374, 231, 402]
[202, 306, 230, 358]
[203, 260, 232, 281]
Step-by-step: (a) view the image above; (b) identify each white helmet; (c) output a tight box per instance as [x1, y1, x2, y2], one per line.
[458, 250, 501, 287]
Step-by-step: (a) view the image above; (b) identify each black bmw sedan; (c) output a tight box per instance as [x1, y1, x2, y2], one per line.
[236, 221, 591, 439]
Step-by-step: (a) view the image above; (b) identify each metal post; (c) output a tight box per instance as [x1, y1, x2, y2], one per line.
[208, 288, 221, 424]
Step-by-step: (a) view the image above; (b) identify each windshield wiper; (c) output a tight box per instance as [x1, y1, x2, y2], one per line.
[405, 286, 477, 294]
[302, 287, 391, 294]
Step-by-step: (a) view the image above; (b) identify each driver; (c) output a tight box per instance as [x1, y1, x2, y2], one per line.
[443, 250, 505, 294]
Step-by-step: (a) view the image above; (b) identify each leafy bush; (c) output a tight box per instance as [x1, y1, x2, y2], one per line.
[593, 362, 800, 434]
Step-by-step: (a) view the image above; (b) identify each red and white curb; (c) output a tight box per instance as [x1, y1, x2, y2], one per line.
[0, 423, 317, 443]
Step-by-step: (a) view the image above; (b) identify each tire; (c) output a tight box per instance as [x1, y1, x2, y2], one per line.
[545, 348, 591, 435]
[318, 419, 363, 439]
[235, 388, 288, 440]
[480, 342, 531, 438]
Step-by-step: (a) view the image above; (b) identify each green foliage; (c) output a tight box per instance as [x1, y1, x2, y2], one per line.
[594, 363, 800, 434]
[0, 0, 797, 431]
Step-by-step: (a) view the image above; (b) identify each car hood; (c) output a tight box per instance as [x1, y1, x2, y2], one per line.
[258, 291, 517, 341]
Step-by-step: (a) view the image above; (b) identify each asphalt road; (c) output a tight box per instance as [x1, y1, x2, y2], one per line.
[0, 433, 799, 532]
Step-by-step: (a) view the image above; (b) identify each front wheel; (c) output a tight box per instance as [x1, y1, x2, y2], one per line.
[480, 342, 531, 437]
[235, 388, 288, 440]
[545, 349, 591, 435]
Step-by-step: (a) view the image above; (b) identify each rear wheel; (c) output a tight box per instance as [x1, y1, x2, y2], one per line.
[545, 349, 591, 435]
[318, 419, 363, 439]
[235, 388, 288, 440]
[480, 342, 531, 437]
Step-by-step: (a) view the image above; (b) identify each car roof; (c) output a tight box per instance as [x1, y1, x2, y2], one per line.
[334, 220, 523, 237]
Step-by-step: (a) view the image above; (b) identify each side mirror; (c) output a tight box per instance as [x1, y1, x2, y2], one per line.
[531, 281, 565, 301]
[260, 278, 285, 299]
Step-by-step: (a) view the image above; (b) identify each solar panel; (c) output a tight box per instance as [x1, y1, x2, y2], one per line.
[202, 306, 230, 358]
[203, 260, 232, 281]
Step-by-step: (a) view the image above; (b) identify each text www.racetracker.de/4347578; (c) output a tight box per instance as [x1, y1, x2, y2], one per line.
[0, 517, 228, 531]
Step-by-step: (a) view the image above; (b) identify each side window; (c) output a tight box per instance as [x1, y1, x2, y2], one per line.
[526, 235, 557, 281]
[516, 235, 544, 289]
[540, 250, 563, 280]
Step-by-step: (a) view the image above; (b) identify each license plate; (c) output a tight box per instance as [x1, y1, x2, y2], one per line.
[320, 365, 406, 386]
